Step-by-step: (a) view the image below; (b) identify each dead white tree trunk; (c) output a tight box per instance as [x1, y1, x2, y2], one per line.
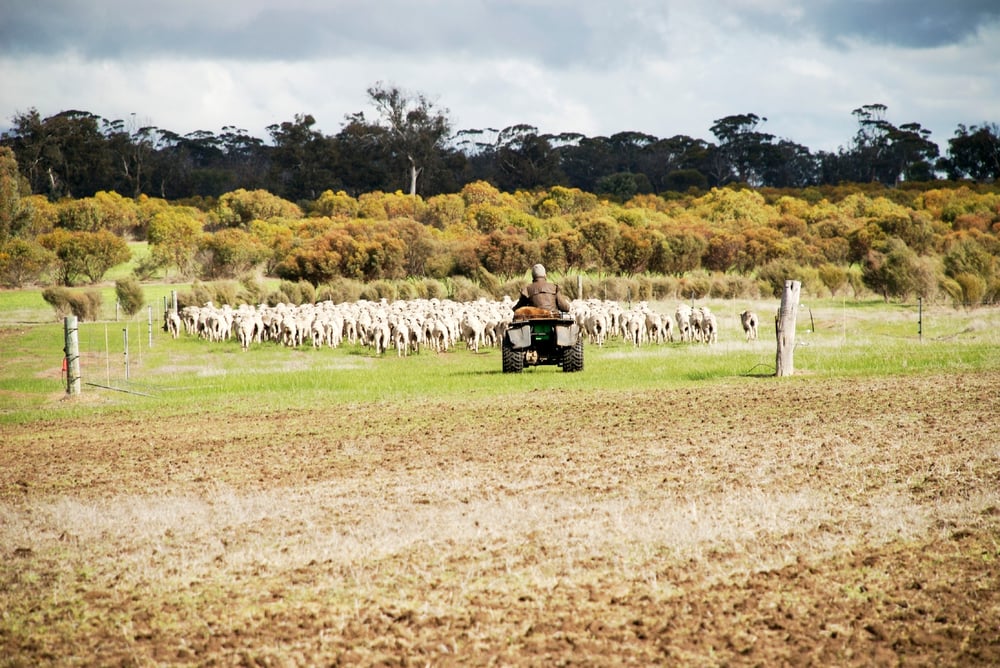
[775, 280, 801, 377]
[408, 159, 422, 197]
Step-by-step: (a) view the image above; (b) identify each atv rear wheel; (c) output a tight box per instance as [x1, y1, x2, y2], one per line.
[561, 337, 584, 372]
[502, 341, 524, 373]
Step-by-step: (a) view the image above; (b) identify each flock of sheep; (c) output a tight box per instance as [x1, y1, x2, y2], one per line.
[165, 297, 761, 356]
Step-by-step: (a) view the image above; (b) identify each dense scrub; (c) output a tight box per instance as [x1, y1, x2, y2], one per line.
[2, 180, 998, 308]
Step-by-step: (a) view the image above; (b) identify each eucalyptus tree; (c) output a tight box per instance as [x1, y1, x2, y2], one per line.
[452, 127, 502, 185]
[709, 113, 776, 186]
[2, 109, 112, 198]
[558, 134, 615, 192]
[844, 104, 939, 185]
[761, 140, 820, 188]
[101, 114, 160, 198]
[218, 125, 269, 191]
[493, 124, 564, 191]
[0, 146, 31, 241]
[334, 113, 392, 196]
[943, 123, 1000, 182]
[267, 114, 336, 202]
[366, 83, 452, 196]
[643, 134, 712, 192]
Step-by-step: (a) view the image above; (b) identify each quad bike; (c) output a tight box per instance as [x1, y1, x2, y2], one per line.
[501, 307, 583, 373]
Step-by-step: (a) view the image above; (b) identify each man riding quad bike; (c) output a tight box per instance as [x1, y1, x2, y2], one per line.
[502, 264, 583, 373]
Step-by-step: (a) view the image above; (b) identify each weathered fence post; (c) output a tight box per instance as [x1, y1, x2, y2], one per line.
[64, 316, 81, 395]
[775, 280, 801, 377]
[148, 305, 153, 348]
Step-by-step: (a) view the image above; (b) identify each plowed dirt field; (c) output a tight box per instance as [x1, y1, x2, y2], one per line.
[3, 371, 999, 665]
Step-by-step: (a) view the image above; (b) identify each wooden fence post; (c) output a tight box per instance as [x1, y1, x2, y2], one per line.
[64, 316, 81, 395]
[775, 280, 801, 377]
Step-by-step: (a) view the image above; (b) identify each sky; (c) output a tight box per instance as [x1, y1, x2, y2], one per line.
[1, 0, 999, 155]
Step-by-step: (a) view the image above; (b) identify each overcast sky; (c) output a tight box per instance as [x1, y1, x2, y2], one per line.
[1, 1, 999, 154]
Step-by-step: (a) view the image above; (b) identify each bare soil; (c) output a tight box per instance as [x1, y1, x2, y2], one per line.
[2, 371, 999, 666]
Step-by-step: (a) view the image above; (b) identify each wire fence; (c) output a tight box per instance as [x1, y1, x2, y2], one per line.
[61, 302, 168, 395]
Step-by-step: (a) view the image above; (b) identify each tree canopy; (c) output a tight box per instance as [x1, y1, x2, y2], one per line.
[4, 89, 997, 206]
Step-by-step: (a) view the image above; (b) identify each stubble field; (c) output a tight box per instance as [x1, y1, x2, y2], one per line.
[1, 300, 1000, 665]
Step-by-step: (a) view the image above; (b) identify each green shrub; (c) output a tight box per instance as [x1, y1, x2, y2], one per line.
[954, 272, 986, 306]
[212, 280, 239, 306]
[449, 276, 489, 302]
[265, 289, 290, 307]
[77, 290, 103, 321]
[190, 281, 216, 307]
[0, 238, 53, 288]
[939, 276, 963, 307]
[41, 286, 72, 317]
[650, 276, 680, 300]
[275, 279, 316, 305]
[359, 280, 397, 302]
[297, 280, 316, 305]
[420, 278, 449, 300]
[818, 263, 849, 296]
[711, 273, 760, 300]
[503, 277, 528, 300]
[42, 286, 103, 321]
[755, 260, 821, 298]
[277, 280, 303, 305]
[317, 278, 365, 304]
[987, 277, 1000, 305]
[237, 275, 267, 305]
[396, 281, 419, 301]
[677, 272, 712, 300]
[633, 276, 653, 301]
[131, 252, 164, 281]
[475, 268, 502, 299]
[115, 277, 145, 316]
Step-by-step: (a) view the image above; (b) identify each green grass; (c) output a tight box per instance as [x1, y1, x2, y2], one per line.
[0, 288, 52, 324]
[2, 289, 999, 425]
[104, 241, 151, 282]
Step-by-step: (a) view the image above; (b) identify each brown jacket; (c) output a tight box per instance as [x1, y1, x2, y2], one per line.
[514, 279, 571, 312]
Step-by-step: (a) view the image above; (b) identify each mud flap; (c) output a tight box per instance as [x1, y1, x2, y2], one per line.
[555, 323, 579, 347]
[505, 324, 532, 350]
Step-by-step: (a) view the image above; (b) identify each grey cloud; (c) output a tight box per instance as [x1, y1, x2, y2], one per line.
[734, 0, 1000, 49]
[0, 0, 669, 68]
[818, 0, 1000, 48]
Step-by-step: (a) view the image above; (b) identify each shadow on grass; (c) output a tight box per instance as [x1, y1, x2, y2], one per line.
[741, 362, 776, 378]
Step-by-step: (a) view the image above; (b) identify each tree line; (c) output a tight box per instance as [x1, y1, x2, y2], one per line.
[2, 84, 999, 205]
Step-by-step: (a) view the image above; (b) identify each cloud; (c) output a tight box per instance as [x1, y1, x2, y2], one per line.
[0, 0, 674, 68]
[1, 1, 998, 155]
[729, 0, 1000, 49]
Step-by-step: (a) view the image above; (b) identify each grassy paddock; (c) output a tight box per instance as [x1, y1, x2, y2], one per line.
[1, 295, 999, 421]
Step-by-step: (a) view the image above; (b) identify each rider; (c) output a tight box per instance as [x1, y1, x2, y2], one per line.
[513, 264, 572, 313]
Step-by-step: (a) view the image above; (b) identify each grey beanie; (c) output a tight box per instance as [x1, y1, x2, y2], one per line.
[531, 263, 546, 279]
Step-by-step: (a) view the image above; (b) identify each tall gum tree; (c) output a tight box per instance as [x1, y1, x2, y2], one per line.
[366, 83, 452, 196]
